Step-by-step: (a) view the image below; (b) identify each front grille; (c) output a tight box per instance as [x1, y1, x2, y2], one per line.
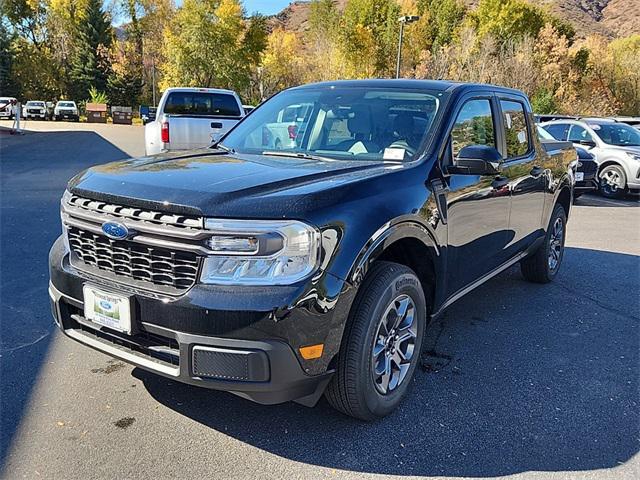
[67, 194, 203, 230]
[68, 226, 200, 290]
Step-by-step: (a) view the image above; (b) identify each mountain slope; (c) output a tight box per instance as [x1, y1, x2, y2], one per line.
[269, 0, 638, 39]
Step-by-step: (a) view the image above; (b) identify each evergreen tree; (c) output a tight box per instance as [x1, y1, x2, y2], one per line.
[0, 24, 19, 97]
[69, 0, 113, 101]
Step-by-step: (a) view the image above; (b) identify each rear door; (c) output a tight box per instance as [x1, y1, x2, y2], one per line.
[443, 95, 512, 295]
[497, 97, 547, 255]
[163, 91, 243, 150]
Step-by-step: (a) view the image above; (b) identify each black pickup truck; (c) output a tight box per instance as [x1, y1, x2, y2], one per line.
[49, 80, 575, 420]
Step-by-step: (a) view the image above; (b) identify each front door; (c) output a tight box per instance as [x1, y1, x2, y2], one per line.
[443, 96, 512, 295]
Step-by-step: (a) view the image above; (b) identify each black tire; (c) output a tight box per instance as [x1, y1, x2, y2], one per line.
[521, 204, 567, 283]
[599, 164, 627, 199]
[325, 261, 427, 421]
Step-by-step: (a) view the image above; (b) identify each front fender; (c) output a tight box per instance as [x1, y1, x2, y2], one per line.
[347, 219, 442, 287]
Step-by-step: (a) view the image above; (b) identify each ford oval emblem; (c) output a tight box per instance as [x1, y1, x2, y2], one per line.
[99, 300, 113, 311]
[101, 221, 129, 240]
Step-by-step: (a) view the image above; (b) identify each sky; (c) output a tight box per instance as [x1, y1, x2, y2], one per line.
[111, 1, 295, 26]
[172, 0, 294, 16]
[242, 0, 293, 15]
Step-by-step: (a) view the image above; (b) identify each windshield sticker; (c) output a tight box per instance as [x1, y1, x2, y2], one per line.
[517, 131, 527, 144]
[589, 124, 601, 130]
[383, 148, 406, 160]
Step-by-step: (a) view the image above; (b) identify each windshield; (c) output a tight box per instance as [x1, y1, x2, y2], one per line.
[590, 123, 640, 147]
[27, 102, 44, 107]
[57, 102, 75, 108]
[220, 86, 443, 162]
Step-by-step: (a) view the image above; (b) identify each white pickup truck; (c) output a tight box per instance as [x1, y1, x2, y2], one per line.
[144, 87, 244, 156]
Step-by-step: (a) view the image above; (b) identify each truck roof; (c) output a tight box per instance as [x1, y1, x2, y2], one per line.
[162, 87, 238, 95]
[292, 79, 527, 96]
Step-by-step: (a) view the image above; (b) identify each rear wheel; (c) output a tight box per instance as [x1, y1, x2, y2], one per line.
[325, 261, 427, 421]
[521, 204, 566, 283]
[599, 164, 627, 199]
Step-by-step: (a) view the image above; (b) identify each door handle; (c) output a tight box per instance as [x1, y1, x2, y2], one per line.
[492, 176, 509, 189]
[530, 165, 544, 177]
[211, 122, 223, 129]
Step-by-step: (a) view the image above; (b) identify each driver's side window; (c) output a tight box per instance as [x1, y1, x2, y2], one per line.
[451, 99, 496, 156]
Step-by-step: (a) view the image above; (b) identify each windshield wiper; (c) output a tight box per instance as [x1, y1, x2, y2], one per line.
[211, 143, 235, 154]
[261, 151, 336, 162]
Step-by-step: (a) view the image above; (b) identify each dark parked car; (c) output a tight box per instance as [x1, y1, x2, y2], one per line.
[49, 80, 575, 420]
[538, 125, 597, 198]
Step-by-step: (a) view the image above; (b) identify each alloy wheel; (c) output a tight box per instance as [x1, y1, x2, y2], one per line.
[548, 216, 564, 272]
[600, 168, 624, 196]
[371, 294, 417, 394]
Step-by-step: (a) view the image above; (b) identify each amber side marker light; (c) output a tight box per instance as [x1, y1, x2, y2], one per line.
[299, 344, 324, 360]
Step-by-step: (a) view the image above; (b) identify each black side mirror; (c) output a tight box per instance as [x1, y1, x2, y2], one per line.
[447, 145, 502, 175]
[578, 139, 596, 148]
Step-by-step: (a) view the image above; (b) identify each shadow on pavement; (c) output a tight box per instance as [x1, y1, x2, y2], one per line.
[136, 246, 639, 477]
[0, 130, 131, 466]
[575, 192, 639, 207]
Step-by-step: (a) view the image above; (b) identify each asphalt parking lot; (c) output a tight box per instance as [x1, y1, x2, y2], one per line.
[1, 122, 638, 480]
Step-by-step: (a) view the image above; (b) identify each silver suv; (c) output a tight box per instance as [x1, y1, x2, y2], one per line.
[541, 118, 640, 198]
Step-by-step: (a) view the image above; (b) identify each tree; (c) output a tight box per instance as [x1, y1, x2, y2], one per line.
[473, 0, 546, 43]
[419, 0, 466, 48]
[68, 0, 113, 100]
[339, 0, 401, 77]
[160, 0, 266, 95]
[258, 28, 304, 98]
[0, 24, 19, 97]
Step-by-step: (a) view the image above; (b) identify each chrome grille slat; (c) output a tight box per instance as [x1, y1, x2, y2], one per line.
[68, 227, 199, 290]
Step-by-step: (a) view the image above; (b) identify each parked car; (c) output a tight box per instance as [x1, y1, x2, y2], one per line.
[54, 100, 79, 121]
[612, 117, 640, 130]
[538, 125, 597, 198]
[23, 100, 47, 120]
[49, 80, 574, 420]
[0, 97, 17, 119]
[144, 87, 244, 156]
[534, 114, 576, 123]
[541, 118, 640, 198]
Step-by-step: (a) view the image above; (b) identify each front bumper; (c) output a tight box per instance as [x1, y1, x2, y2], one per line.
[48, 236, 348, 406]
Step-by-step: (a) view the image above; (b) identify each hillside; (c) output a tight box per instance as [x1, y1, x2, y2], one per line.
[269, 0, 639, 39]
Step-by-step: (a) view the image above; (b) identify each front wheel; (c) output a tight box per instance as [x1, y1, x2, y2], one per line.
[599, 164, 627, 199]
[325, 261, 427, 421]
[521, 204, 567, 283]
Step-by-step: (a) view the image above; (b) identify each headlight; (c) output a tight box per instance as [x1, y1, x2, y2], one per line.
[626, 152, 640, 162]
[200, 219, 320, 285]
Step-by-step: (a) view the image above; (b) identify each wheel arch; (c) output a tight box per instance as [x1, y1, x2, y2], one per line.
[347, 221, 443, 316]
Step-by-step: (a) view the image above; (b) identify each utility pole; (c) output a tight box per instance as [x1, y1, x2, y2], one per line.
[396, 15, 420, 79]
[152, 61, 156, 106]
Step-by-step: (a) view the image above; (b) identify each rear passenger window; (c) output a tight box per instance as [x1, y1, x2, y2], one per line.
[451, 99, 495, 156]
[500, 100, 530, 158]
[164, 92, 241, 117]
[544, 123, 570, 141]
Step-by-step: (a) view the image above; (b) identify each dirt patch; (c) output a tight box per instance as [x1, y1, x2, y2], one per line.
[114, 417, 135, 429]
[91, 360, 126, 375]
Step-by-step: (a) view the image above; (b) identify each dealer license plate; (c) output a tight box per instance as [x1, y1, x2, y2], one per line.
[575, 172, 584, 182]
[83, 286, 132, 334]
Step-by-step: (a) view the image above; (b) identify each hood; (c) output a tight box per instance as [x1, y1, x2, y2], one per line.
[604, 145, 640, 154]
[68, 149, 394, 217]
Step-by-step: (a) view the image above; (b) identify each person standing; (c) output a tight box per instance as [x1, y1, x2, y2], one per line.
[11, 99, 22, 134]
